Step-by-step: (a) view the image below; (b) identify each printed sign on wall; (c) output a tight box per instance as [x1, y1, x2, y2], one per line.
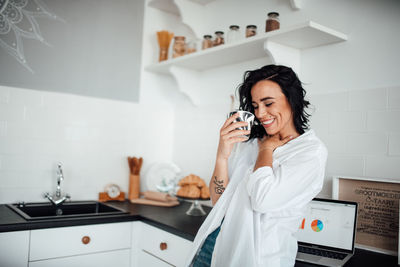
[333, 176, 400, 255]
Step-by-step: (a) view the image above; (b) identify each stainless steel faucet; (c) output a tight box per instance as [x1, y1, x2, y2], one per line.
[44, 162, 70, 206]
[56, 162, 64, 197]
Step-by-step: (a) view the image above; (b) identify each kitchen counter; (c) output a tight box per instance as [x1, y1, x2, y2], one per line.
[0, 200, 210, 241]
[0, 200, 397, 266]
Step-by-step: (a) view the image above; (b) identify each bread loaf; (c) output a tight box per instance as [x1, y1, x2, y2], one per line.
[177, 184, 201, 198]
[177, 174, 209, 199]
[201, 185, 210, 199]
[178, 174, 205, 188]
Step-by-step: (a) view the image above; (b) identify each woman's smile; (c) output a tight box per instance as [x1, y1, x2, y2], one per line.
[261, 118, 275, 128]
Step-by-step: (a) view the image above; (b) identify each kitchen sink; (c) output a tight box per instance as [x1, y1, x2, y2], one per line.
[7, 201, 128, 220]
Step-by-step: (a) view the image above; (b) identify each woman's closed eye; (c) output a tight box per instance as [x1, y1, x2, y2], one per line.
[253, 103, 273, 109]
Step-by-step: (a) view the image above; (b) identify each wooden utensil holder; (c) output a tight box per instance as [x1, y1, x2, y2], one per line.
[129, 174, 140, 200]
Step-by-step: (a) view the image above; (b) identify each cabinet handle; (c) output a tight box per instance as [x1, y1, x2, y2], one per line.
[82, 236, 91, 245]
[160, 242, 167, 250]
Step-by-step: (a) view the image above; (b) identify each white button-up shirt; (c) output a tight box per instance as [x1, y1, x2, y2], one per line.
[186, 129, 328, 267]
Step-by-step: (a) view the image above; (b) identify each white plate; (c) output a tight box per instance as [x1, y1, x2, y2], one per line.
[144, 162, 181, 193]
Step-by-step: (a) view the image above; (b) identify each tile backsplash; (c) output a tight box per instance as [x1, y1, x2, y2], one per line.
[0, 85, 174, 203]
[1, 85, 400, 203]
[309, 86, 400, 196]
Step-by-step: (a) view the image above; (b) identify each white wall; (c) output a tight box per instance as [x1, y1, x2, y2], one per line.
[309, 87, 400, 196]
[143, 0, 400, 198]
[0, 85, 174, 203]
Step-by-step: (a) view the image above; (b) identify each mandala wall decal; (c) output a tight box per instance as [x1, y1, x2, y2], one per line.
[0, 0, 64, 73]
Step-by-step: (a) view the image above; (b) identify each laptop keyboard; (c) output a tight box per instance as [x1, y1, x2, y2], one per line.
[298, 246, 347, 260]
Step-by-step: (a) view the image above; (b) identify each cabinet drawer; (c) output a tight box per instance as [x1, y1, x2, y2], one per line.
[0, 230, 29, 267]
[139, 223, 192, 267]
[29, 248, 130, 267]
[30, 222, 131, 261]
[138, 250, 173, 267]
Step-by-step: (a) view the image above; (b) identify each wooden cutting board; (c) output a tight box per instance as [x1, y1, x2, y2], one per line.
[130, 198, 179, 207]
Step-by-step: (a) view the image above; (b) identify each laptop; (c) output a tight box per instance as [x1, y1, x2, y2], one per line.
[294, 198, 358, 267]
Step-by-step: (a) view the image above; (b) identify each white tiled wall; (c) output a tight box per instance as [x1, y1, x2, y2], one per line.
[389, 133, 400, 156]
[0, 85, 174, 203]
[309, 86, 400, 197]
[173, 104, 226, 179]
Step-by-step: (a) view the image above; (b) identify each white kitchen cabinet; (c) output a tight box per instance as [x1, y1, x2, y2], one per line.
[1, 221, 195, 267]
[138, 250, 173, 267]
[29, 222, 131, 266]
[134, 222, 193, 267]
[0, 230, 30, 267]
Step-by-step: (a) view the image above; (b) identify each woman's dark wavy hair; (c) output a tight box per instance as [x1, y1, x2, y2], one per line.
[237, 64, 311, 140]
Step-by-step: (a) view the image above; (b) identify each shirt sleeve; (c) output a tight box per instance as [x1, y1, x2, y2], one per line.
[246, 145, 327, 213]
[228, 142, 245, 178]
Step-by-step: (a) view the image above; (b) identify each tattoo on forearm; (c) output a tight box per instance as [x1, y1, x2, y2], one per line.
[213, 176, 225, 194]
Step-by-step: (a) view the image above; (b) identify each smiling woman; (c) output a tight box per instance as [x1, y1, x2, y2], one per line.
[186, 65, 328, 267]
[239, 64, 311, 140]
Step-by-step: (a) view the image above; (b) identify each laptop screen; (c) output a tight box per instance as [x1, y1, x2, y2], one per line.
[294, 198, 357, 252]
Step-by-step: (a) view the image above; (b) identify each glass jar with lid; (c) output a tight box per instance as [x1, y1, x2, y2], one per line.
[265, 12, 280, 32]
[246, 25, 257, 38]
[186, 40, 197, 54]
[213, 31, 224, 46]
[172, 36, 186, 58]
[227, 25, 241, 44]
[202, 35, 213, 50]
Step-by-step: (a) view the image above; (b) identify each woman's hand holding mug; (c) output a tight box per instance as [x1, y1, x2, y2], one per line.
[216, 111, 253, 160]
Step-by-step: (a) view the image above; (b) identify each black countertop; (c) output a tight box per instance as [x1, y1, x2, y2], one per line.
[0, 200, 397, 267]
[0, 200, 209, 241]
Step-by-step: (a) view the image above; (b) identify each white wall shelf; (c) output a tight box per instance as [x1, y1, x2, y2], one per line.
[145, 20, 347, 106]
[145, 21, 347, 74]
